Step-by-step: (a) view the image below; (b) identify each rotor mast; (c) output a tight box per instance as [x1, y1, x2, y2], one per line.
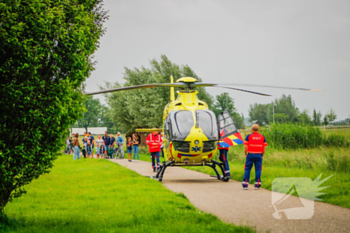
[170, 75, 175, 101]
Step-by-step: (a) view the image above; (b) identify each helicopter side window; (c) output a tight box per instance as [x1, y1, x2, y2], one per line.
[217, 111, 238, 139]
[171, 111, 194, 140]
[196, 110, 218, 140]
[164, 117, 171, 140]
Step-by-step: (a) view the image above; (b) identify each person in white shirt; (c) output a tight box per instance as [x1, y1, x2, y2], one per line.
[95, 135, 104, 159]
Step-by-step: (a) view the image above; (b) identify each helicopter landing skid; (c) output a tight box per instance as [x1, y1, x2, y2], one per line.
[154, 161, 175, 182]
[205, 160, 230, 182]
[149, 160, 229, 182]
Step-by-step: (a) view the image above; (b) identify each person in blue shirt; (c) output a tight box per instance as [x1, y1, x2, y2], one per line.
[102, 131, 111, 158]
[116, 132, 125, 159]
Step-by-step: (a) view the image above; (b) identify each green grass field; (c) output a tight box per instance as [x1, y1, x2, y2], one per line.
[136, 145, 350, 209]
[1, 155, 254, 233]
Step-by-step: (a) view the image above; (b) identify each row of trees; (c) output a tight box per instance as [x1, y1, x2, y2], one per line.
[248, 95, 338, 126]
[75, 55, 246, 133]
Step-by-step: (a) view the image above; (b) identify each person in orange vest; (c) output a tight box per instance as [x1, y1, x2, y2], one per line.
[218, 128, 231, 178]
[242, 124, 268, 190]
[146, 131, 163, 172]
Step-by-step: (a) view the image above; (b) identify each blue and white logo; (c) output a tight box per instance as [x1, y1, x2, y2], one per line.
[191, 146, 201, 152]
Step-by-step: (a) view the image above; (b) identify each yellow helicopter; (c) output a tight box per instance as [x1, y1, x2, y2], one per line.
[85, 76, 322, 182]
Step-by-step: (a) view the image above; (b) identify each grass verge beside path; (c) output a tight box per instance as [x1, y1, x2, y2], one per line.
[136, 147, 350, 209]
[2, 155, 254, 233]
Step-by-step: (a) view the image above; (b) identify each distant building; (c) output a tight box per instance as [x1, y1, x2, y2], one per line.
[70, 127, 107, 135]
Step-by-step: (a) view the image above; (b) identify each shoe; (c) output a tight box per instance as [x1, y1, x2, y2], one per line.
[137, 160, 139, 163]
[243, 187, 248, 190]
[153, 168, 156, 172]
[254, 186, 260, 190]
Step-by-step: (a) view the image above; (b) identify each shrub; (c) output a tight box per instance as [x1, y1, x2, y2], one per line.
[260, 124, 349, 149]
[0, 0, 107, 212]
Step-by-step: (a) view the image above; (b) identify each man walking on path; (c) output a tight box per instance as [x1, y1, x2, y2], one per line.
[242, 124, 267, 190]
[146, 131, 163, 172]
[116, 132, 125, 159]
[102, 131, 111, 158]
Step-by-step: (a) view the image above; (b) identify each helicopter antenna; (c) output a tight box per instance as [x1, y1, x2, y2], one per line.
[170, 75, 175, 101]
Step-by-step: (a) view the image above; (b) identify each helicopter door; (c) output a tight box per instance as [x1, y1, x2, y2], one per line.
[217, 111, 239, 140]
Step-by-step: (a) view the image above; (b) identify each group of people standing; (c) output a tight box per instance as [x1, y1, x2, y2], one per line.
[68, 125, 266, 190]
[68, 131, 141, 161]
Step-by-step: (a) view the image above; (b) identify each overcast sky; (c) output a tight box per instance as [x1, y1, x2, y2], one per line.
[87, 0, 350, 120]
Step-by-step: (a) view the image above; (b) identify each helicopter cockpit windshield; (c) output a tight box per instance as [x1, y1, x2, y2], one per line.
[165, 110, 194, 141]
[196, 110, 218, 140]
[164, 110, 218, 141]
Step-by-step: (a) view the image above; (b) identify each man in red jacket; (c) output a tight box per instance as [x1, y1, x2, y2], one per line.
[242, 124, 268, 190]
[146, 131, 163, 172]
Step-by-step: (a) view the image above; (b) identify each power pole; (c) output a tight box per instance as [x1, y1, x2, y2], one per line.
[273, 104, 275, 124]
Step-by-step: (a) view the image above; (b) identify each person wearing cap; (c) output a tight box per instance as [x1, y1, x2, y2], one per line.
[146, 130, 163, 172]
[242, 124, 268, 190]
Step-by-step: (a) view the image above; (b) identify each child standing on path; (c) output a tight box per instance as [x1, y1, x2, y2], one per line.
[127, 137, 132, 162]
[132, 133, 139, 162]
[95, 135, 104, 159]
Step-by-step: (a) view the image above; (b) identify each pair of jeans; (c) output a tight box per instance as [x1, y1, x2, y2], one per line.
[116, 145, 125, 159]
[73, 146, 80, 160]
[150, 151, 160, 169]
[219, 149, 230, 176]
[242, 153, 263, 188]
[133, 145, 139, 160]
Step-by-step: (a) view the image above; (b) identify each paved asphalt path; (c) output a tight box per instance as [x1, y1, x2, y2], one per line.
[112, 159, 350, 233]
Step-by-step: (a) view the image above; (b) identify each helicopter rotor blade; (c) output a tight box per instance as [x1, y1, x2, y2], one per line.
[193, 83, 324, 92]
[190, 83, 271, 96]
[84, 83, 187, 95]
[211, 85, 272, 96]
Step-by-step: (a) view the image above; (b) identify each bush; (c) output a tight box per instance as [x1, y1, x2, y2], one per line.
[260, 124, 349, 149]
[261, 124, 323, 149]
[0, 0, 107, 212]
[324, 134, 350, 147]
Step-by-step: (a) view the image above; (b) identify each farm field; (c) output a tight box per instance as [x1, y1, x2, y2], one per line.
[1, 155, 254, 233]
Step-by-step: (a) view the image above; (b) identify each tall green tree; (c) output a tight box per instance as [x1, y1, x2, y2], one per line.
[212, 93, 236, 116]
[313, 109, 318, 126]
[267, 95, 300, 123]
[103, 55, 214, 133]
[322, 115, 329, 126]
[299, 110, 312, 125]
[316, 111, 322, 126]
[326, 109, 337, 124]
[248, 103, 270, 124]
[274, 113, 289, 124]
[212, 93, 244, 129]
[77, 97, 102, 132]
[100, 105, 119, 133]
[0, 0, 107, 212]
